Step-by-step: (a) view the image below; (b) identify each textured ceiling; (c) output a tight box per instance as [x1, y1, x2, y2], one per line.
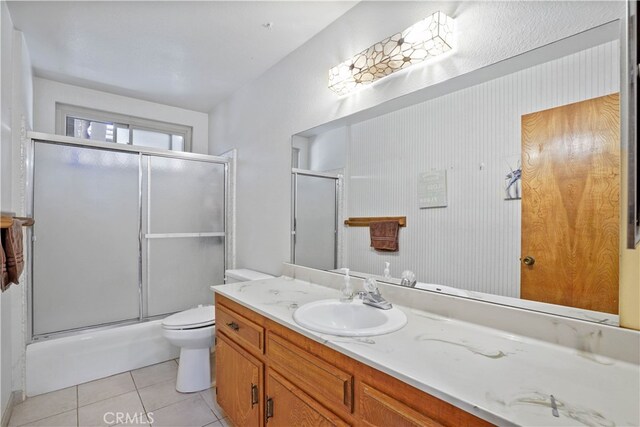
[7, 1, 357, 112]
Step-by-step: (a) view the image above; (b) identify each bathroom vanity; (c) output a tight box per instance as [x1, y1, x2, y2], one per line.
[211, 266, 640, 427]
[214, 294, 486, 427]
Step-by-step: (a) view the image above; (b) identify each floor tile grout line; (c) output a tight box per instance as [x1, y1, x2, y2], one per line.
[78, 387, 139, 410]
[141, 388, 199, 414]
[130, 361, 180, 391]
[128, 372, 137, 391]
[135, 381, 151, 424]
[136, 378, 182, 394]
[197, 393, 222, 423]
[145, 392, 218, 422]
[11, 387, 78, 427]
[13, 407, 77, 427]
[199, 388, 224, 422]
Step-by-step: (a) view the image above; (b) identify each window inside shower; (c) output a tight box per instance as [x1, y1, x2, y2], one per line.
[29, 140, 227, 340]
[57, 104, 191, 152]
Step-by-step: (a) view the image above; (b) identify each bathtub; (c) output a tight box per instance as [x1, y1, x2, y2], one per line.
[26, 319, 180, 396]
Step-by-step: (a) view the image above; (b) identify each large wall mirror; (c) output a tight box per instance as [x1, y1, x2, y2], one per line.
[291, 20, 633, 326]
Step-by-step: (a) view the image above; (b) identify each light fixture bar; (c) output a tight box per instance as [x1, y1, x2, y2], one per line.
[328, 11, 455, 96]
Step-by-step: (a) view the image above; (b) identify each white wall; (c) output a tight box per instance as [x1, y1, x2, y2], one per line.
[208, 1, 625, 276]
[0, 0, 33, 418]
[0, 3, 12, 416]
[1, 2, 12, 211]
[291, 135, 310, 170]
[344, 41, 619, 297]
[309, 127, 346, 172]
[33, 78, 209, 154]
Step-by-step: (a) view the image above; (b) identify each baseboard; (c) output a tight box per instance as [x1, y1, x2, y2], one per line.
[1, 391, 23, 427]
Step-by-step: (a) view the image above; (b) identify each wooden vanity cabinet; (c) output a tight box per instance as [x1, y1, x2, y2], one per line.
[215, 295, 491, 427]
[215, 333, 263, 426]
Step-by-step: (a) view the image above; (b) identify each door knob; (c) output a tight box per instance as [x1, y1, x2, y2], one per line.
[522, 256, 535, 266]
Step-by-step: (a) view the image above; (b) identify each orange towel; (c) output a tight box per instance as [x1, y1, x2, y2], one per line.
[369, 220, 399, 252]
[2, 219, 24, 286]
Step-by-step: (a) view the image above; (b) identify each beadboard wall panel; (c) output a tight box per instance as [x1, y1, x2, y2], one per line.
[344, 41, 619, 298]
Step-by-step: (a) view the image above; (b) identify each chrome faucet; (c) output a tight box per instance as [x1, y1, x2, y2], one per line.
[357, 278, 392, 310]
[399, 270, 417, 288]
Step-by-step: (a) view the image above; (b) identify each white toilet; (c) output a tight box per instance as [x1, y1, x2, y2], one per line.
[162, 269, 274, 393]
[162, 305, 215, 393]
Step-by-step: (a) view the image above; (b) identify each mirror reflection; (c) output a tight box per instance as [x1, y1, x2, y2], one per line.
[291, 23, 622, 325]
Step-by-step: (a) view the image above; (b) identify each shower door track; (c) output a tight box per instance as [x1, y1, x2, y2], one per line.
[26, 132, 230, 343]
[27, 314, 173, 342]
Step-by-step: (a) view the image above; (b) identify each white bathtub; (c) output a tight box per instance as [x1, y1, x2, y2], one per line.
[26, 319, 179, 396]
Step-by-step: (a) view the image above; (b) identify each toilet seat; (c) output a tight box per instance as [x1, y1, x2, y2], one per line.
[162, 305, 215, 330]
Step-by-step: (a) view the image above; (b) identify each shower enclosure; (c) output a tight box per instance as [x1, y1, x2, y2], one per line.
[291, 169, 339, 271]
[28, 138, 228, 340]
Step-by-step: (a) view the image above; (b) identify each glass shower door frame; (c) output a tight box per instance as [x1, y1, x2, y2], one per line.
[26, 136, 230, 342]
[291, 168, 340, 269]
[141, 154, 227, 319]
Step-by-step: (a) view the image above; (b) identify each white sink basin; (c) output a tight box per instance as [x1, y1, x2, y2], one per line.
[292, 299, 407, 337]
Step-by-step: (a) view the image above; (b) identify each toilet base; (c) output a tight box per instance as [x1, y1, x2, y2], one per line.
[176, 348, 211, 393]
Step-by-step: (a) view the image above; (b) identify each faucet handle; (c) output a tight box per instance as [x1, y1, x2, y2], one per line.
[401, 270, 417, 287]
[401, 270, 416, 282]
[364, 277, 379, 294]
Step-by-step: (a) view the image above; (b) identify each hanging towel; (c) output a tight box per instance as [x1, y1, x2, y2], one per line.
[0, 236, 8, 291]
[2, 219, 24, 286]
[369, 220, 399, 252]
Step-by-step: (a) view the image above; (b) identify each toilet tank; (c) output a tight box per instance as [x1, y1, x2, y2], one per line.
[225, 269, 274, 284]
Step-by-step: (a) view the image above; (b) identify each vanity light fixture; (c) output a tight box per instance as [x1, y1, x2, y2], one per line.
[328, 11, 455, 96]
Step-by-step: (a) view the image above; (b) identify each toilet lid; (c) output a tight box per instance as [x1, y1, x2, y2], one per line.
[162, 305, 215, 329]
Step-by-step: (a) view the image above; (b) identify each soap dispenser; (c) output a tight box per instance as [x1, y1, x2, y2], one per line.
[383, 262, 391, 279]
[341, 268, 353, 302]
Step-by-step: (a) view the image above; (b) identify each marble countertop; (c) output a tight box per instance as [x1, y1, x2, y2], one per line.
[212, 276, 639, 427]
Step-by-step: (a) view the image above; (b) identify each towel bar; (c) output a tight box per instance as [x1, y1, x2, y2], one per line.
[344, 216, 406, 227]
[0, 215, 34, 229]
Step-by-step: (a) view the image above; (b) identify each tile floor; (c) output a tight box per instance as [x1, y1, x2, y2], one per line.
[9, 359, 230, 427]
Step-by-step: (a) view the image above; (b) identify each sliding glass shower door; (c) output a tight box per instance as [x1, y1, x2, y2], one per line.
[31, 140, 227, 338]
[32, 143, 140, 335]
[142, 156, 225, 317]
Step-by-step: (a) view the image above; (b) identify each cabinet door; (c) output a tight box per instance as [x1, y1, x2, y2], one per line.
[216, 334, 263, 427]
[267, 333, 353, 412]
[359, 383, 443, 427]
[265, 369, 348, 427]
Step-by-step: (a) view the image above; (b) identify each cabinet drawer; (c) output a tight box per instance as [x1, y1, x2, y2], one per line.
[217, 305, 264, 353]
[267, 333, 353, 412]
[359, 383, 443, 427]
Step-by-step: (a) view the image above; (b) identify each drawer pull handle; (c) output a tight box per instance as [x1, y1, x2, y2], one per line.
[265, 397, 274, 422]
[226, 321, 240, 331]
[251, 384, 259, 407]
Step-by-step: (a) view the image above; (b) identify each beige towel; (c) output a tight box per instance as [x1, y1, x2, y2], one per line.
[369, 220, 399, 252]
[0, 236, 8, 291]
[2, 219, 24, 286]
